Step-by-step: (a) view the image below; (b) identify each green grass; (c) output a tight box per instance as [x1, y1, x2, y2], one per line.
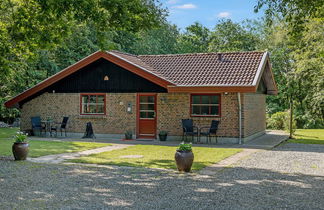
[0, 127, 19, 138]
[0, 128, 111, 158]
[288, 129, 324, 144]
[70, 145, 242, 171]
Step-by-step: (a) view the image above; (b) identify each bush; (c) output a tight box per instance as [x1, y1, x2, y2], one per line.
[177, 143, 192, 151]
[267, 111, 296, 131]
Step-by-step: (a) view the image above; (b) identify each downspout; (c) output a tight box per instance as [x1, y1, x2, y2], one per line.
[237, 93, 242, 144]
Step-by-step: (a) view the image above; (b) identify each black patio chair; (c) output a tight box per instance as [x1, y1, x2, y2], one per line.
[50, 117, 69, 137]
[199, 120, 220, 144]
[31, 116, 46, 136]
[181, 119, 199, 142]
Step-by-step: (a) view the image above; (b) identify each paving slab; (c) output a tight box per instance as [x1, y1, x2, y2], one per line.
[240, 130, 289, 149]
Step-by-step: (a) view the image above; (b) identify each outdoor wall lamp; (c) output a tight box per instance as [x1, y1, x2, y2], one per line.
[127, 102, 132, 113]
[104, 75, 109, 81]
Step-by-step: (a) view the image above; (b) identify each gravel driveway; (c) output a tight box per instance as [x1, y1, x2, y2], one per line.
[0, 143, 323, 209]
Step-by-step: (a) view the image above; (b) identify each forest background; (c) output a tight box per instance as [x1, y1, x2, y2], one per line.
[0, 0, 323, 129]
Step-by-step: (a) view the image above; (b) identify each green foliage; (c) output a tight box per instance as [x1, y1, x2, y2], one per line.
[159, 130, 168, 135]
[255, 0, 324, 34]
[0, 0, 322, 130]
[209, 19, 261, 52]
[125, 130, 133, 135]
[267, 111, 296, 131]
[177, 143, 192, 152]
[177, 22, 211, 53]
[0, 0, 166, 123]
[13, 132, 28, 143]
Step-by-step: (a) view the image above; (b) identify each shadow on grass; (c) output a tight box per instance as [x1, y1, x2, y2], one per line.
[71, 159, 213, 171]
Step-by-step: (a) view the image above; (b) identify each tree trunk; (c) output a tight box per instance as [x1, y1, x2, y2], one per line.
[289, 99, 293, 139]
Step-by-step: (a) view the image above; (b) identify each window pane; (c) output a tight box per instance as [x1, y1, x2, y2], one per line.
[201, 95, 209, 104]
[147, 112, 154, 118]
[82, 96, 88, 103]
[97, 105, 104, 113]
[211, 95, 219, 104]
[140, 104, 154, 110]
[140, 96, 155, 103]
[140, 111, 154, 118]
[147, 96, 154, 103]
[140, 112, 147, 118]
[211, 106, 219, 115]
[97, 95, 105, 103]
[192, 106, 200, 115]
[82, 105, 88, 113]
[140, 96, 148, 103]
[89, 95, 97, 103]
[192, 95, 200, 104]
[201, 106, 209, 115]
[88, 105, 97, 113]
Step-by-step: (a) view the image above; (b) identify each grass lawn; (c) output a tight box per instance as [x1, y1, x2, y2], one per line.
[0, 128, 111, 158]
[70, 145, 242, 171]
[288, 129, 324, 144]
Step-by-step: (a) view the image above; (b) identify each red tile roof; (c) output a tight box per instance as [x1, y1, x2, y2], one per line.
[109, 50, 265, 86]
[5, 50, 277, 108]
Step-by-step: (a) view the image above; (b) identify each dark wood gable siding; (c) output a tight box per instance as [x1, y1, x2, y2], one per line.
[45, 58, 167, 93]
[20, 58, 167, 106]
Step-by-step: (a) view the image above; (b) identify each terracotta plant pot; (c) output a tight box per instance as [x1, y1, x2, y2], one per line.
[175, 150, 194, 172]
[12, 142, 29, 160]
[159, 134, 167, 141]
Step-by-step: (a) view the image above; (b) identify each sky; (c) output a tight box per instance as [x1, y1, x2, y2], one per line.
[160, 0, 264, 30]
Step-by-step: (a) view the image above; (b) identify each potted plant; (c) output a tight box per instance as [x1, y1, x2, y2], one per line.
[174, 142, 194, 172]
[12, 132, 29, 161]
[158, 130, 168, 141]
[125, 130, 133, 140]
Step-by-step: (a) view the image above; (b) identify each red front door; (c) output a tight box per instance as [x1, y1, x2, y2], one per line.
[137, 94, 157, 139]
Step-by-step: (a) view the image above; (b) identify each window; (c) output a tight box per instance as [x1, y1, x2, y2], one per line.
[80, 94, 106, 115]
[191, 94, 220, 116]
[139, 95, 155, 119]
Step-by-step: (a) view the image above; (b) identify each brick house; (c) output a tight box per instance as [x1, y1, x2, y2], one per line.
[5, 50, 277, 143]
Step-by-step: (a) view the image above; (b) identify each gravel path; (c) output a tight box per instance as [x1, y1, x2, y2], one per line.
[0, 143, 323, 209]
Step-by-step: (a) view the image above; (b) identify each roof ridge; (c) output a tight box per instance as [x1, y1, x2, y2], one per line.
[108, 50, 138, 57]
[138, 51, 266, 57]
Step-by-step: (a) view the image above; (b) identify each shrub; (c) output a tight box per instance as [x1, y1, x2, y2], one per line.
[13, 132, 28, 143]
[177, 143, 192, 151]
[159, 130, 168, 135]
[267, 111, 296, 131]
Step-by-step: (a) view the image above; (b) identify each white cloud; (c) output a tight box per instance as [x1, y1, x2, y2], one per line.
[167, 0, 180, 4]
[217, 12, 231, 18]
[172, 3, 197, 9]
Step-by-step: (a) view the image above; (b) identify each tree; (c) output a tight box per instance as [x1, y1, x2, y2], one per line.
[292, 18, 324, 128]
[130, 23, 180, 55]
[177, 22, 211, 53]
[0, 0, 166, 122]
[209, 19, 261, 52]
[255, 0, 324, 33]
